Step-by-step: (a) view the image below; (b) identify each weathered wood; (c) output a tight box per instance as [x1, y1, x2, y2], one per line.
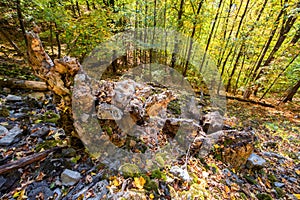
[0, 147, 61, 175]
[0, 77, 48, 91]
[26, 30, 81, 135]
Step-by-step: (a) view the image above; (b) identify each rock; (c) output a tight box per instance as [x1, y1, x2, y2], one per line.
[170, 166, 191, 182]
[203, 111, 224, 133]
[97, 103, 123, 120]
[274, 182, 285, 188]
[61, 169, 81, 186]
[263, 151, 286, 159]
[5, 95, 22, 102]
[0, 125, 8, 136]
[62, 148, 77, 157]
[53, 188, 62, 200]
[27, 181, 53, 199]
[222, 168, 244, 185]
[0, 176, 6, 189]
[246, 153, 266, 169]
[30, 126, 50, 138]
[89, 180, 109, 199]
[119, 163, 141, 177]
[28, 92, 45, 101]
[0, 125, 23, 146]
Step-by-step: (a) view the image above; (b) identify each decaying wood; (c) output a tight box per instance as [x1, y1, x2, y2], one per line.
[225, 95, 275, 108]
[26, 31, 81, 135]
[0, 77, 48, 91]
[0, 147, 61, 175]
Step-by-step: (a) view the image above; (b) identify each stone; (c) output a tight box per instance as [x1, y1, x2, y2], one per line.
[0, 125, 8, 136]
[5, 95, 22, 102]
[274, 182, 285, 188]
[119, 163, 141, 177]
[0, 176, 6, 189]
[61, 169, 81, 186]
[246, 153, 266, 169]
[27, 181, 53, 199]
[203, 111, 224, 133]
[170, 166, 191, 182]
[89, 180, 109, 199]
[263, 151, 286, 159]
[28, 92, 45, 101]
[53, 188, 62, 200]
[97, 103, 123, 120]
[0, 125, 23, 146]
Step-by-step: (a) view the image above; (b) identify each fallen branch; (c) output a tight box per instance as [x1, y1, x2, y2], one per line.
[226, 95, 275, 108]
[0, 77, 48, 91]
[0, 147, 61, 175]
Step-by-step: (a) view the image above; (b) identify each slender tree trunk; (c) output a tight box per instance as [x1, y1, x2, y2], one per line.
[251, 1, 286, 80]
[86, 1, 90, 10]
[233, 53, 245, 95]
[54, 22, 61, 59]
[76, 1, 81, 16]
[0, 29, 23, 56]
[171, 0, 184, 69]
[16, 0, 28, 47]
[226, 45, 243, 92]
[49, 23, 54, 56]
[200, 0, 223, 72]
[218, 0, 243, 72]
[290, 27, 300, 45]
[220, 0, 249, 77]
[183, 0, 204, 76]
[70, 0, 76, 16]
[260, 52, 299, 100]
[281, 79, 300, 103]
[263, 3, 299, 67]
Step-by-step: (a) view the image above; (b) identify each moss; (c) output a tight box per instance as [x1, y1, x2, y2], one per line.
[274, 187, 284, 198]
[0, 107, 10, 117]
[244, 175, 257, 185]
[150, 169, 166, 180]
[35, 140, 59, 151]
[267, 174, 277, 183]
[41, 111, 60, 123]
[167, 100, 181, 115]
[256, 193, 273, 200]
[119, 163, 141, 177]
[239, 192, 247, 200]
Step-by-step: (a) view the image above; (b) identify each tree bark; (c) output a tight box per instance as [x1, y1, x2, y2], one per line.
[16, 0, 28, 47]
[0, 29, 24, 56]
[281, 79, 300, 103]
[26, 31, 81, 135]
[0, 147, 61, 175]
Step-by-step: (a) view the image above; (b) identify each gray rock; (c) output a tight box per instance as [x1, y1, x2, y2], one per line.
[0, 176, 6, 189]
[0, 125, 23, 146]
[274, 182, 285, 188]
[170, 166, 191, 182]
[88, 180, 109, 199]
[0, 125, 8, 136]
[61, 169, 81, 186]
[53, 188, 62, 200]
[203, 111, 224, 133]
[246, 153, 266, 169]
[6, 95, 22, 102]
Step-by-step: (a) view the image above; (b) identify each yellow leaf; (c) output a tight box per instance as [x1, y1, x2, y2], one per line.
[294, 194, 300, 200]
[13, 191, 21, 198]
[225, 185, 230, 193]
[113, 178, 120, 187]
[134, 176, 146, 189]
[296, 170, 300, 176]
[214, 144, 220, 149]
[149, 193, 155, 199]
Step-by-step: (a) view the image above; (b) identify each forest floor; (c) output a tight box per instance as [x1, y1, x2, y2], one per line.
[0, 60, 299, 199]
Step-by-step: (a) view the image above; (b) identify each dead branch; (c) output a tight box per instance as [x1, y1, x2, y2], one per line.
[0, 147, 61, 175]
[0, 77, 48, 91]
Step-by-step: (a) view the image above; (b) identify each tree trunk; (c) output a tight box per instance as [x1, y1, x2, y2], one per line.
[183, 0, 204, 76]
[26, 31, 81, 136]
[200, 0, 223, 72]
[86, 0, 90, 10]
[76, 1, 81, 16]
[54, 22, 61, 59]
[260, 52, 299, 100]
[281, 79, 300, 103]
[0, 29, 23, 56]
[170, 0, 184, 69]
[263, 2, 299, 67]
[251, 1, 287, 80]
[16, 0, 28, 47]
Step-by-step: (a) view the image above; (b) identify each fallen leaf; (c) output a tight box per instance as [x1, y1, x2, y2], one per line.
[134, 176, 146, 189]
